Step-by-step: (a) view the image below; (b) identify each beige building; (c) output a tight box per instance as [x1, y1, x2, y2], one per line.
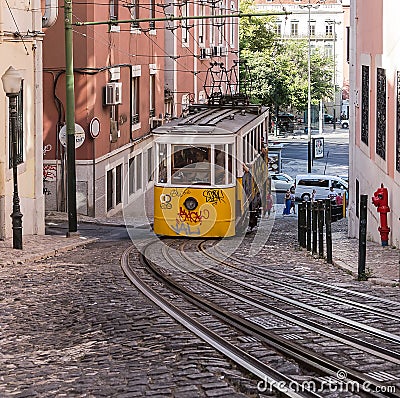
[0, 0, 45, 238]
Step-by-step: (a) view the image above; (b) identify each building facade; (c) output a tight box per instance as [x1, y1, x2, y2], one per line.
[254, 0, 349, 119]
[348, 0, 400, 247]
[42, 0, 239, 219]
[0, 0, 45, 238]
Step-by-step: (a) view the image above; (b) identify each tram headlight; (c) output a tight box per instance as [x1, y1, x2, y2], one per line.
[184, 197, 198, 211]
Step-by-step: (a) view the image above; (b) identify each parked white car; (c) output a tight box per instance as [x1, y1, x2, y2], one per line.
[270, 173, 295, 192]
[340, 119, 349, 129]
[295, 174, 348, 201]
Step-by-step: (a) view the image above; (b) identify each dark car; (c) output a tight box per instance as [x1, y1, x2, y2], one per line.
[276, 113, 295, 133]
[324, 114, 334, 124]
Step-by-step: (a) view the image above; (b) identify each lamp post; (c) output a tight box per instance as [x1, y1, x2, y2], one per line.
[2, 66, 23, 249]
[327, 19, 341, 130]
[300, 2, 319, 173]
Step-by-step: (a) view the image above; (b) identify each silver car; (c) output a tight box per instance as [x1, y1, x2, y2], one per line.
[270, 173, 295, 192]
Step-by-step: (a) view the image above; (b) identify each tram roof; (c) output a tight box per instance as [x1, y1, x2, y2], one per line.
[153, 104, 268, 136]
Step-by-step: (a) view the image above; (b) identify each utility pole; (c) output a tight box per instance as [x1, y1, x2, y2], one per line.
[300, 1, 319, 173]
[64, 0, 78, 236]
[327, 19, 341, 130]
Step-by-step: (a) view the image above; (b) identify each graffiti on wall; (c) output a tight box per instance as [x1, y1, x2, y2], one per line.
[203, 189, 225, 205]
[178, 207, 209, 224]
[170, 219, 201, 236]
[43, 164, 57, 195]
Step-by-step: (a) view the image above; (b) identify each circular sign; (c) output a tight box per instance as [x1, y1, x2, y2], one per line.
[59, 123, 86, 149]
[89, 117, 100, 139]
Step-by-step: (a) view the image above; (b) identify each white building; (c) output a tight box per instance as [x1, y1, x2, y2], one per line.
[348, 0, 400, 248]
[0, 0, 46, 239]
[254, 0, 349, 118]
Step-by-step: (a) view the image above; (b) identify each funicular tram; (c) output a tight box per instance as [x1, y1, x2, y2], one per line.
[152, 104, 269, 237]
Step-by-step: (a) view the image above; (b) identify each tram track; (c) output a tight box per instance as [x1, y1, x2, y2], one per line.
[202, 241, 400, 322]
[121, 243, 322, 398]
[184, 243, 400, 352]
[210, 241, 400, 309]
[123, 239, 400, 397]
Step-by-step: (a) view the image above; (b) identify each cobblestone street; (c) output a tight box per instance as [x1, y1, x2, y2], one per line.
[0, 214, 399, 397]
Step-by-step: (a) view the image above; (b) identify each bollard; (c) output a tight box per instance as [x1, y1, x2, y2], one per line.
[312, 201, 318, 254]
[298, 202, 307, 248]
[325, 199, 333, 264]
[358, 195, 368, 280]
[306, 201, 311, 251]
[318, 200, 324, 259]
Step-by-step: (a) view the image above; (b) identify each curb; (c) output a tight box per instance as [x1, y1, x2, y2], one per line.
[331, 258, 398, 287]
[4, 237, 99, 266]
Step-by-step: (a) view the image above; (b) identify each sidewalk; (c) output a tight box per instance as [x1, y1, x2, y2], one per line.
[0, 234, 97, 266]
[269, 205, 400, 286]
[331, 219, 400, 286]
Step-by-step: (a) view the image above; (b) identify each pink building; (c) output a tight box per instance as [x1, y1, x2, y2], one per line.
[42, 0, 238, 218]
[349, 0, 400, 247]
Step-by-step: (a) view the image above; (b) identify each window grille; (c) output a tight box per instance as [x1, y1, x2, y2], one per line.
[361, 65, 369, 145]
[376, 67, 386, 159]
[9, 83, 23, 169]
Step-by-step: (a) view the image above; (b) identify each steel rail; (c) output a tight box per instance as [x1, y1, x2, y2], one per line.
[162, 241, 400, 365]
[145, 240, 398, 398]
[120, 244, 320, 398]
[181, 244, 400, 347]
[201, 242, 400, 321]
[212, 243, 400, 307]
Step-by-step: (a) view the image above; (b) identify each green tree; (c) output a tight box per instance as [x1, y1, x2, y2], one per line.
[239, 1, 334, 115]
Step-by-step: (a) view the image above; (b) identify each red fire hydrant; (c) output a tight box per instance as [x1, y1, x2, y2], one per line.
[371, 184, 390, 246]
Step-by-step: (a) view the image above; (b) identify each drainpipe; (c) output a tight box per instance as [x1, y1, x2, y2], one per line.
[42, 0, 58, 28]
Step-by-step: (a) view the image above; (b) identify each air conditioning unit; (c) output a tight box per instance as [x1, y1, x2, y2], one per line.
[219, 46, 228, 56]
[150, 118, 163, 130]
[199, 48, 207, 60]
[212, 46, 219, 57]
[104, 82, 122, 105]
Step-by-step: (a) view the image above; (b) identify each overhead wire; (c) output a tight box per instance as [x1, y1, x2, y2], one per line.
[4, 0, 29, 54]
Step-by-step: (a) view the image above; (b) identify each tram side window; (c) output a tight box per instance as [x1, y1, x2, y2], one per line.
[228, 143, 233, 184]
[158, 144, 167, 183]
[214, 145, 225, 185]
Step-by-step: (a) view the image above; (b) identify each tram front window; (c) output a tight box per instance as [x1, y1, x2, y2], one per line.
[172, 145, 211, 184]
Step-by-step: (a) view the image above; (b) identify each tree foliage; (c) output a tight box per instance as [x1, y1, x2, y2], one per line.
[239, 1, 334, 114]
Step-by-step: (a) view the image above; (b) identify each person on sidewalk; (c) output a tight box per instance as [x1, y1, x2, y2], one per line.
[265, 192, 273, 218]
[311, 189, 317, 203]
[336, 192, 343, 206]
[290, 186, 296, 214]
[283, 189, 291, 215]
[328, 186, 337, 204]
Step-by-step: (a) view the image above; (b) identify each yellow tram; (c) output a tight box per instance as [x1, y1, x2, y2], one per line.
[153, 105, 269, 238]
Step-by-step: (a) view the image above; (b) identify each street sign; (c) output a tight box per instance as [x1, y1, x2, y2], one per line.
[59, 123, 85, 148]
[313, 137, 324, 159]
[89, 117, 100, 139]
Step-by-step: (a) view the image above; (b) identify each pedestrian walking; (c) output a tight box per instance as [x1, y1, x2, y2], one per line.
[265, 192, 273, 218]
[336, 192, 343, 206]
[283, 189, 291, 215]
[328, 186, 337, 204]
[311, 189, 317, 203]
[290, 187, 296, 214]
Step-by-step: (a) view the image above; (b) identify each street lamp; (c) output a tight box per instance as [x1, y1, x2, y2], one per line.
[1, 66, 23, 249]
[300, 2, 319, 173]
[327, 19, 341, 130]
